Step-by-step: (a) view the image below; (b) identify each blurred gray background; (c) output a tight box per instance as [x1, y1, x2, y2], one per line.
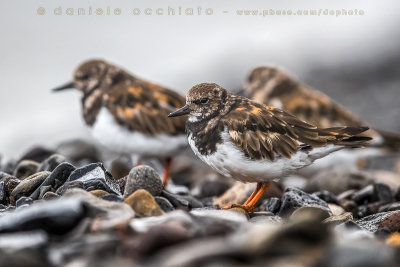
[1, 0, 399, 160]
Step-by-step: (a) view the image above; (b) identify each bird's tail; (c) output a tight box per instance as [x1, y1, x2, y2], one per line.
[318, 126, 372, 148]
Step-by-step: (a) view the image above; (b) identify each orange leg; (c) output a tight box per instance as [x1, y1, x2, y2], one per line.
[222, 182, 271, 213]
[162, 157, 172, 188]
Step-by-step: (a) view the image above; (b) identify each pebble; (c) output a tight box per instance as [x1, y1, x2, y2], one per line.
[278, 187, 332, 218]
[290, 206, 331, 221]
[123, 165, 163, 197]
[124, 189, 164, 217]
[356, 211, 399, 233]
[37, 154, 66, 172]
[13, 160, 39, 179]
[42, 192, 59, 200]
[66, 163, 120, 195]
[374, 182, 394, 204]
[30, 163, 76, 200]
[328, 203, 346, 216]
[11, 171, 50, 200]
[378, 212, 400, 233]
[162, 190, 203, 211]
[305, 169, 374, 195]
[90, 190, 109, 198]
[0, 181, 5, 204]
[100, 194, 123, 202]
[193, 177, 231, 198]
[258, 197, 281, 213]
[0, 198, 95, 235]
[56, 139, 100, 163]
[18, 146, 55, 163]
[155, 196, 175, 212]
[322, 212, 353, 225]
[378, 202, 400, 213]
[313, 190, 340, 205]
[16, 196, 33, 208]
[56, 181, 85, 195]
[351, 184, 374, 204]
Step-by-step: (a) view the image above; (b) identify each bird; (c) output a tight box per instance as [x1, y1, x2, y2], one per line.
[168, 83, 371, 212]
[244, 66, 400, 150]
[244, 66, 400, 174]
[52, 59, 187, 187]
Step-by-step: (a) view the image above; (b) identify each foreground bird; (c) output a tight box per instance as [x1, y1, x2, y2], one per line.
[245, 66, 400, 150]
[53, 59, 187, 186]
[169, 83, 371, 212]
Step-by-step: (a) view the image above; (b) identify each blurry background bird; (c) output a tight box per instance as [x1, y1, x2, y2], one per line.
[52, 59, 187, 186]
[244, 66, 400, 175]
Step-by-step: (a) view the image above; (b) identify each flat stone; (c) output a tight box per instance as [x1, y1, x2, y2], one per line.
[290, 206, 331, 221]
[100, 194, 123, 202]
[42, 192, 59, 201]
[124, 189, 164, 217]
[11, 172, 50, 200]
[123, 165, 163, 197]
[378, 202, 400, 213]
[313, 190, 340, 204]
[278, 187, 332, 218]
[0, 198, 95, 235]
[155, 196, 175, 212]
[161, 190, 203, 211]
[328, 203, 346, 216]
[13, 160, 39, 179]
[258, 197, 281, 213]
[66, 163, 120, 195]
[351, 184, 374, 204]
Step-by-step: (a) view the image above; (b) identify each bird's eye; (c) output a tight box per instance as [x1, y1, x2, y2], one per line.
[200, 98, 209, 104]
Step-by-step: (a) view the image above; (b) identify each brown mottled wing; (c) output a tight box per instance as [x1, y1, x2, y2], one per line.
[221, 101, 328, 161]
[104, 79, 186, 136]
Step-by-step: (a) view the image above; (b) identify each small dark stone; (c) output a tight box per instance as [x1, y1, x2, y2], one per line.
[395, 186, 400, 201]
[373, 182, 394, 204]
[117, 176, 127, 194]
[18, 146, 55, 163]
[161, 190, 203, 211]
[124, 165, 163, 197]
[196, 178, 231, 198]
[313, 190, 340, 205]
[16, 196, 33, 208]
[357, 202, 382, 218]
[11, 172, 50, 200]
[100, 194, 123, 202]
[56, 139, 101, 163]
[30, 163, 76, 200]
[109, 156, 132, 179]
[13, 160, 39, 179]
[56, 181, 85, 195]
[278, 187, 332, 218]
[378, 202, 400, 212]
[258, 197, 281, 213]
[66, 163, 120, 195]
[339, 199, 358, 217]
[42, 192, 59, 200]
[0, 181, 6, 204]
[351, 184, 374, 204]
[155, 196, 175, 212]
[38, 154, 66, 172]
[38, 185, 52, 199]
[5, 178, 20, 197]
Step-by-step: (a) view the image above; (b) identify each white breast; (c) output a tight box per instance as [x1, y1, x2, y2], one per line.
[90, 107, 187, 158]
[188, 127, 344, 183]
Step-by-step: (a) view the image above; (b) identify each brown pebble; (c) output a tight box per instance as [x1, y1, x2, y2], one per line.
[124, 189, 164, 217]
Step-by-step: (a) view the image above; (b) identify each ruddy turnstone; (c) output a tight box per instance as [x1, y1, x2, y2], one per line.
[168, 83, 371, 212]
[245, 66, 400, 150]
[53, 59, 187, 186]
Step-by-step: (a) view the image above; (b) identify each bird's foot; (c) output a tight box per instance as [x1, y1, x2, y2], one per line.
[221, 203, 255, 213]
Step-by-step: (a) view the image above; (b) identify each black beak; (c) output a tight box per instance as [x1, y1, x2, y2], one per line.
[52, 81, 76, 92]
[168, 105, 189, 117]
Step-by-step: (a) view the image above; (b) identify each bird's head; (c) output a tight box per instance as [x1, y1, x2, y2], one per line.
[168, 83, 231, 122]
